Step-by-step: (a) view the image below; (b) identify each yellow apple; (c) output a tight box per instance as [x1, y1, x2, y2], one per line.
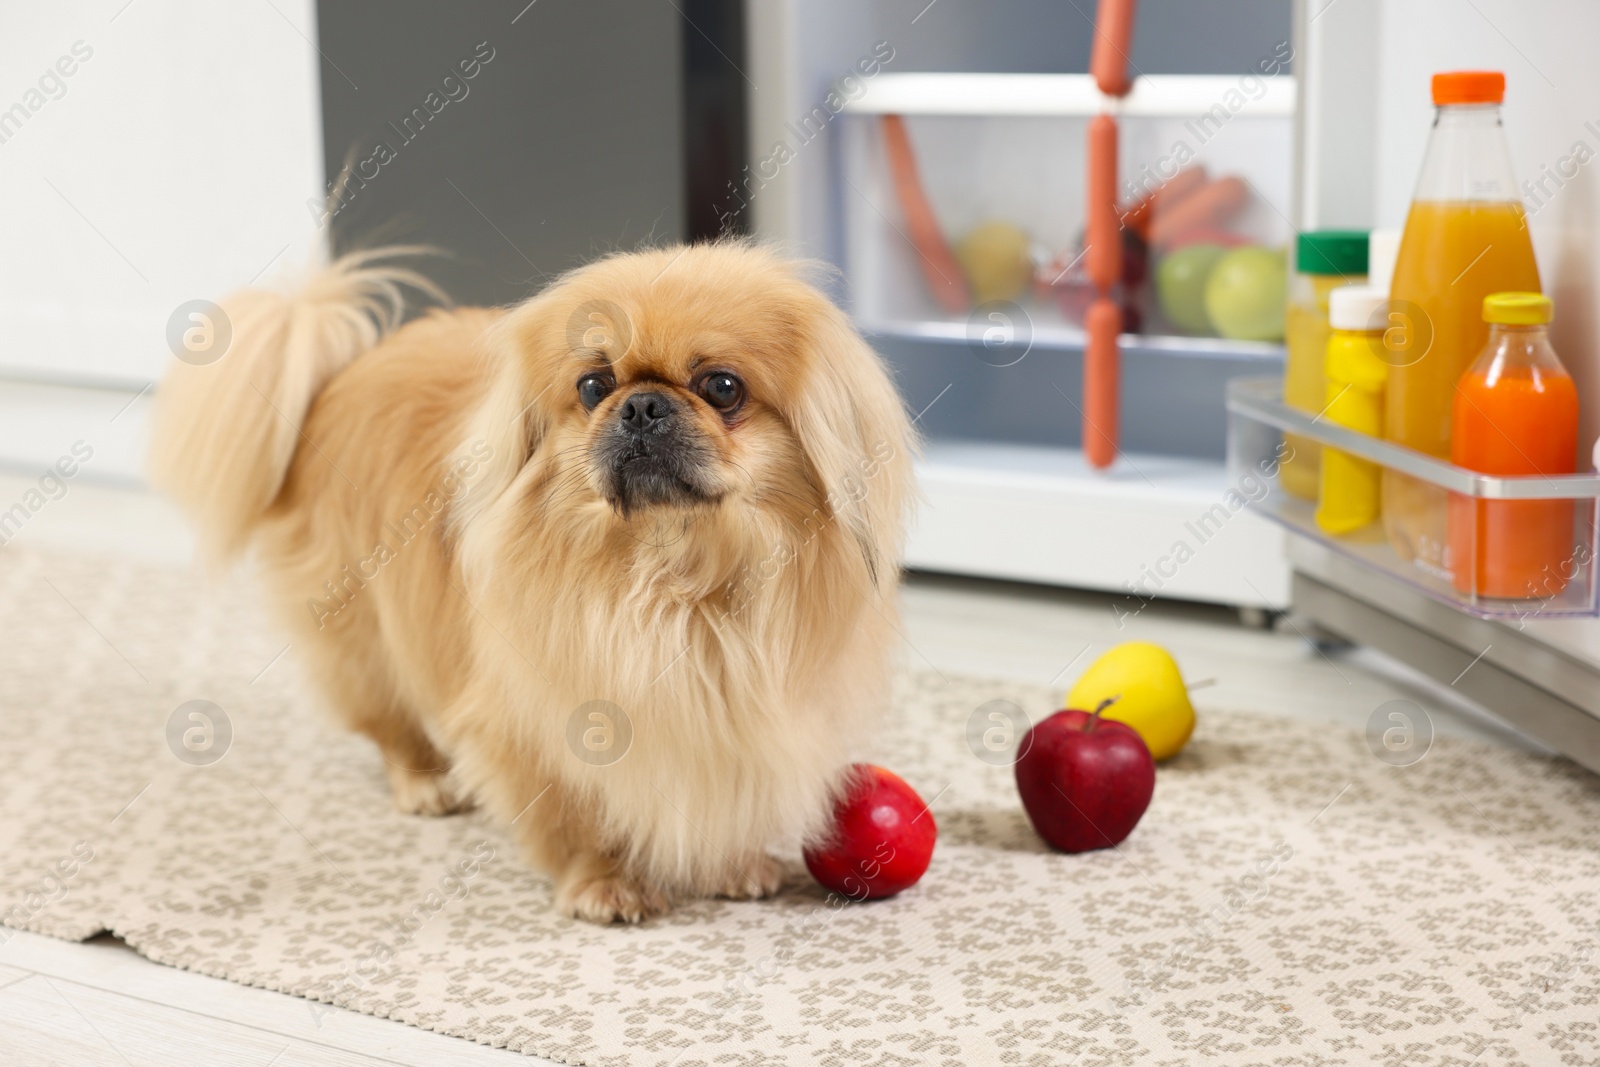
[1065, 642, 1196, 761]
[956, 221, 1033, 304]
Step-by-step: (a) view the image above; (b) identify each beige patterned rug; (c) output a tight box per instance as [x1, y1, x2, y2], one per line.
[1, 549, 1599, 1066]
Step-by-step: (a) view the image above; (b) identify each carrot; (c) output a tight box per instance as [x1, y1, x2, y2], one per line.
[1120, 166, 1206, 240]
[1085, 115, 1121, 293]
[1148, 176, 1249, 247]
[880, 115, 970, 315]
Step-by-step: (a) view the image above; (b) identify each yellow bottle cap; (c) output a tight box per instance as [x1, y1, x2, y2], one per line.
[1483, 291, 1552, 325]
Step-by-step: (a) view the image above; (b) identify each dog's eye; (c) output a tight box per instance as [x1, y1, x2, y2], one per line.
[577, 373, 614, 411]
[698, 372, 744, 412]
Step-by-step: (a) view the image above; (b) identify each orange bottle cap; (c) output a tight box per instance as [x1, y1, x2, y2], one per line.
[1432, 70, 1505, 106]
[1482, 291, 1552, 325]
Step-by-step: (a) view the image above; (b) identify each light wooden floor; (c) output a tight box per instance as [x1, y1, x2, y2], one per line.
[0, 473, 1543, 1065]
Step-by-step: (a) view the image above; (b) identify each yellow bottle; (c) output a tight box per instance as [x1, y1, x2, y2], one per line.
[1281, 231, 1369, 500]
[1316, 286, 1390, 535]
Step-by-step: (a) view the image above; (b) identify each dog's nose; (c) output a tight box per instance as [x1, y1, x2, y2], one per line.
[619, 391, 672, 433]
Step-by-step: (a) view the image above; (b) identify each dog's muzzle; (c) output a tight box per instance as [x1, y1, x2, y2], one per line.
[598, 390, 715, 512]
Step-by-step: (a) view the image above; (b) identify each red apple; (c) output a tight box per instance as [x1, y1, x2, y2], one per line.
[803, 764, 936, 900]
[1015, 699, 1155, 853]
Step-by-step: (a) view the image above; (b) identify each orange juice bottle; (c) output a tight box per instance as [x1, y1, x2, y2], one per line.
[1383, 71, 1541, 577]
[1449, 292, 1578, 599]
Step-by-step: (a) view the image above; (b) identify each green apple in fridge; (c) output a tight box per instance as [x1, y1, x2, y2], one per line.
[1204, 246, 1287, 341]
[1155, 243, 1228, 334]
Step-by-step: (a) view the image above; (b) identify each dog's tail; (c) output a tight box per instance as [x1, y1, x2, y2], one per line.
[148, 248, 443, 565]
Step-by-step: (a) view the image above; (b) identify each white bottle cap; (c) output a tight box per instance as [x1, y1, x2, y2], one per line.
[1329, 284, 1388, 331]
[1368, 228, 1402, 293]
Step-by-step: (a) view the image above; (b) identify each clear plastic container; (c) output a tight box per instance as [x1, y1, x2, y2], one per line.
[837, 74, 1295, 352]
[1382, 70, 1542, 577]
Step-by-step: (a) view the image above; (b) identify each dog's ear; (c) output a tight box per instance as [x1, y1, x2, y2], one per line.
[448, 314, 546, 539]
[786, 298, 917, 594]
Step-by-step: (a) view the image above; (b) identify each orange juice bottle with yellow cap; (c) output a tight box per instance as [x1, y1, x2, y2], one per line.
[1383, 70, 1542, 577]
[1448, 292, 1578, 598]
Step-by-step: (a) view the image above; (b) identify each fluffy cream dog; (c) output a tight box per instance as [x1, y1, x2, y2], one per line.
[149, 243, 914, 923]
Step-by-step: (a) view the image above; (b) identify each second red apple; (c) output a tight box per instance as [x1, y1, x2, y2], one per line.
[1014, 699, 1155, 853]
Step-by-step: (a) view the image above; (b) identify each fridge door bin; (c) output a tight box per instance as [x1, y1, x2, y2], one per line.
[1226, 376, 1600, 619]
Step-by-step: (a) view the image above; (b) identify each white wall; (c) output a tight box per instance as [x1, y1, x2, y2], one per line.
[0, 1, 323, 479]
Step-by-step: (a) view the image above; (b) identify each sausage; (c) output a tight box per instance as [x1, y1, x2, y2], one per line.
[1148, 176, 1249, 247]
[880, 114, 971, 315]
[1084, 298, 1121, 469]
[1120, 165, 1206, 240]
[1086, 114, 1121, 293]
[1090, 0, 1138, 98]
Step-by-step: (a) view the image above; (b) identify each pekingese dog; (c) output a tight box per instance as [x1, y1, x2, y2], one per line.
[149, 243, 914, 923]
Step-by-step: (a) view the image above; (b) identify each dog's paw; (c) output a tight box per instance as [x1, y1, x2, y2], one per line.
[557, 862, 671, 924]
[714, 853, 785, 900]
[385, 765, 471, 816]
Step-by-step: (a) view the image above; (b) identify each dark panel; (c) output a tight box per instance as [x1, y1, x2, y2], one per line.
[878, 336, 1274, 460]
[1130, 0, 1294, 75]
[315, 0, 685, 307]
[681, 0, 748, 240]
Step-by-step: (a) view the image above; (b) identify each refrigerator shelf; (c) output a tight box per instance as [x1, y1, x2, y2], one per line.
[863, 315, 1285, 363]
[840, 73, 1297, 119]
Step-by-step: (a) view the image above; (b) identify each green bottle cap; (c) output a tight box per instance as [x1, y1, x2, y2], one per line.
[1296, 230, 1370, 276]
